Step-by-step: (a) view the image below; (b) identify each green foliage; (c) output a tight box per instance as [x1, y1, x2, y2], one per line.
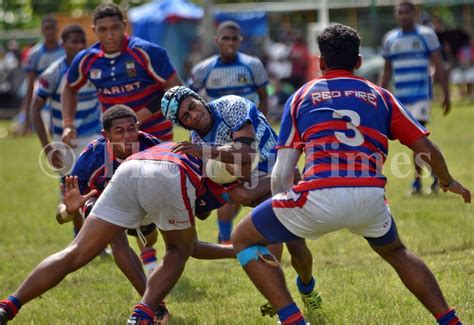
[0, 101, 472, 323]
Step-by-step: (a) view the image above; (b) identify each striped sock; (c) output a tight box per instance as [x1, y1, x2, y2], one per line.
[131, 303, 155, 321]
[278, 303, 305, 325]
[436, 308, 462, 325]
[296, 275, 315, 295]
[140, 247, 158, 276]
[0, 296, 22, 320]
[218, 220, 232, 242]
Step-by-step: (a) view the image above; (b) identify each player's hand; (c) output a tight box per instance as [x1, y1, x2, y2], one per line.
[171, 141, 203, 157]
[441, 97, 451, 116]
[61, 176, 98, 214]
[440, 179, 471, 203]
[49, 149, 64, 170]
[62, 126, 78, 148]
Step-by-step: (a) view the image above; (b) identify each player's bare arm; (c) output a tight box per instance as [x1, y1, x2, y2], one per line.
[431, 50, 451, 116]
[380, 59, 393, 89]
[409, 136, 471, 203]
[256, 85, 269, 116]
[61, 84, 79, 147]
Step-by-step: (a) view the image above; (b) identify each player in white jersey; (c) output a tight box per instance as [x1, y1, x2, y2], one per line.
[188, 21, 270, 245]
[381, 1, 450, 195]
[31, 25, 102, 229]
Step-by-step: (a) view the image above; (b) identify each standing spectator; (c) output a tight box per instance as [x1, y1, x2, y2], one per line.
[380, 1, 450, 195]
[288, 33, 310, 89]
[31, 24, 102, 231]
[22, 15, 65, 134]
[188, 20, 269, 246]
[232, 23, 470, 325]
[62, 3, 181, 146]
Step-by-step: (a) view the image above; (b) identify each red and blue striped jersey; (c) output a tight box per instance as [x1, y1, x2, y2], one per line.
[129, 142, 204, 190]
[71, 131, 160, 195]
[67, 36, 175, 140]
[278, 69, 429, 191]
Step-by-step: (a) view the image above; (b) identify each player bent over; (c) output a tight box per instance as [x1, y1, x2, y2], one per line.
[232, 24, 470, 325]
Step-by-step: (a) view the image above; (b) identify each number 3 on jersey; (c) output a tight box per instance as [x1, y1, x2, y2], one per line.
[332, 109, 364, 146]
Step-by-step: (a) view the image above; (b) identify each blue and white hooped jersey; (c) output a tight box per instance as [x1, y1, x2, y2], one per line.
[383, 24, 441, 105]
[36, 56, 101, 137]
[24, 42, 65, 75]
[278, 70, 429, 191]
[191, 95, 277, 173]
[67, 36, 175, 140]
[189, 52, 268, 106]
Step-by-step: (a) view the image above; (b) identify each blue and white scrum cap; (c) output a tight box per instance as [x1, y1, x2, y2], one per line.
[161, 86, 210, 126]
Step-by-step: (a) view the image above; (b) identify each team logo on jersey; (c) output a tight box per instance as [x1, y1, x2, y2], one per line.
[412, 40, 420, 49]
[238, 74, 248, 83]
[125, 61, 137, 77]
[90, 69, 102, 79]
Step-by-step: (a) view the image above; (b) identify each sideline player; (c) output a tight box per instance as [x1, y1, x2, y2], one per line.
[31, 24, 102, 230]
[381, 1, 451, 194]
[232, 24, 470, 325]
[62, 3, 181, 146]
[188, 20, 269, 243]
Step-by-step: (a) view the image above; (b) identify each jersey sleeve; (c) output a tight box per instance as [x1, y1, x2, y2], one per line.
[386, 90, 429, 146]
[136, 43, 176, 83]
[36, 61, 61, 99]
[219, 96, 255, 132]
[276, 93, 304, 149]
[67, 49, 90, 91]
[422, 28, 441, 53]
[24, 46, 40, 73]
[70, 150, 93, 195]
[188, 60, 209, 91]
[249, 57, 269, 87]
[382, 31, 395, 60]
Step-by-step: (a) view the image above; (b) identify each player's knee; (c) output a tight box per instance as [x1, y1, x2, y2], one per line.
[228, 186, 249, 203]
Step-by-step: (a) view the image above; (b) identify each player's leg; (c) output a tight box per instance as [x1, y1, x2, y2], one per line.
[191, 239, 235, 259]
[0, 216, 125, 321]
[129, 224, 159, 276]
[368, 234, 461, 323]
[216, 202, 240, 244]
[109, 231, 147, 296]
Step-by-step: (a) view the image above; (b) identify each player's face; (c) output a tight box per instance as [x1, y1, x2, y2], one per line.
[42, 22, 59, 43]
[396, 4, 416, 30]
[216, 28, 242, 60]
[178, 97, 211, 133]
[104, 117, 140, 158]
[93, 16, 126, 53]
[63, 33, 86, 60]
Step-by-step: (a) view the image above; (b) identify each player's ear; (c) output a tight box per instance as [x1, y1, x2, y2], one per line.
[319, 56, 327, 71]
[355, 54, 362, 70]
[135, 121, 140, 129]
[122, 19, 127, 28]
[101, 129, 108, 138]
[91, 25, 96, 33]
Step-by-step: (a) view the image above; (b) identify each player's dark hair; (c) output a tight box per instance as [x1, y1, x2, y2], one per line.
[217, 21, 241, 35]
[317, 24, 361, 70]
[396, 1, 416, 13]
[41, 15, 58, 26]
[61, 24, 85, 43]
[93, 3, 124, 24]
[103, 105, 137, 131]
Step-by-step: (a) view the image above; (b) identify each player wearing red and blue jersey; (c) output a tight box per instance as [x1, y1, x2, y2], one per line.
[232, 24, 470, 325]
[61, 3, 181, 148]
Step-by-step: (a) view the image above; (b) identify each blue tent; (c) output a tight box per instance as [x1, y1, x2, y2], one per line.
[128, 0, 204, 79]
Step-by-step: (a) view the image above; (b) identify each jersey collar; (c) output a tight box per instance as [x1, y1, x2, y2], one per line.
[323, 69, 355, 79]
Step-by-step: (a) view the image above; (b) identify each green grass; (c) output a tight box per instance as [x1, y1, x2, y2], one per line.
[0, 102, 473, 324]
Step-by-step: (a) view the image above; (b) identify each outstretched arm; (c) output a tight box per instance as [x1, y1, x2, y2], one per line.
[61, 176, 98, 214]
[409, 137, 470, 203]
[271, 148, 302, 195]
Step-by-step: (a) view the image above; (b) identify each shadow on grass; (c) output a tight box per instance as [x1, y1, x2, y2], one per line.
[306, 308, 331, 325]
[169, 276, 208, 302]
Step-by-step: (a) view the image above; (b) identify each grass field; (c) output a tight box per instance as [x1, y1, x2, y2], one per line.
[0, 101, 472, 324]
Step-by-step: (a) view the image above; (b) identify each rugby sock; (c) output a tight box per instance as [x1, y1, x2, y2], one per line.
[0, 296, 22, 320]
[278, 303, 305, 325]
[296, 275, 315, 295]
[131, 303, 155, 321]
[140, 247, 158, 276]
[217, 220, 232, 242]
[435, 308, 462, 325]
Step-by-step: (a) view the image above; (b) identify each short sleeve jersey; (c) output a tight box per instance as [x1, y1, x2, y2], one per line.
[382, 24, 441, 105]
[278, 69, 429, 191]
[189, 52, 268, 106]
[36, 56, 101, 137]
[71, 131, 160, 196]
[191, 95, 277, 173]
[24, 42, 65, 75]
[67, 36, 176, 140]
